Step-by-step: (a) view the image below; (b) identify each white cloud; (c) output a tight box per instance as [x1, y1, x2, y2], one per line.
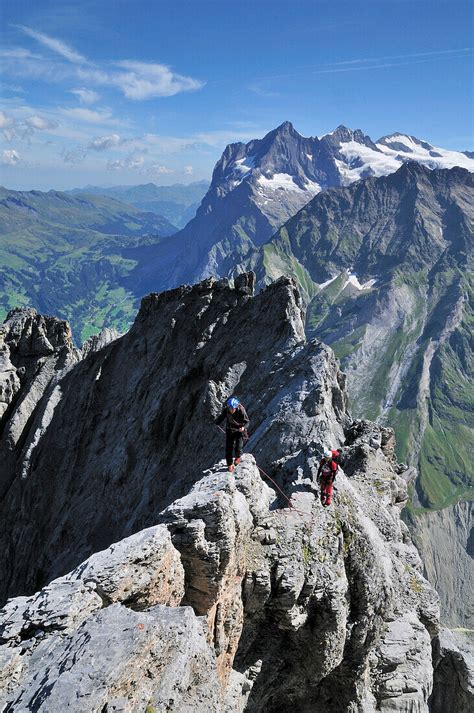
[0, 48, 41, 59]
[25, 115, 58, 130]
[2, 35, 205, 104]
[0, 110, 14, 130]
[2, 149, 20, 165]
[70, 88, 100, 104]
[111, 60, 204, 99]
[183, 165, 194, 175]
[107, 152, 146, 171]
[59, 107, 113, 123]
[88, 133, 122, 151]
[152, 164, 173, 174]
[17, 25, 87, 64]
[62, 148, 86, 164]
[0, 111, 58, 140]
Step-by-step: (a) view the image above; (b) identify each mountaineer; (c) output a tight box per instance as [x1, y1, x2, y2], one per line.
[317, 448, 339, 507]
[215, 397, 250, 472]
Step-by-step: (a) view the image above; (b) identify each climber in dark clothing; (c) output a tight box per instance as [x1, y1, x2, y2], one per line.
[317, 448, 338, 507]
[215, 397, 250, 472]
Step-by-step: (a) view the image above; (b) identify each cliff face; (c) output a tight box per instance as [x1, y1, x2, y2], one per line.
[406, 501, 473, 629]
[0, 274, 347, 602]
[1, 447, 440, 712]
[1, 275, 470, 712]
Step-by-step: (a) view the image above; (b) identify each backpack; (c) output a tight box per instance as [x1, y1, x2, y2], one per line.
[332, 449, 345, 469]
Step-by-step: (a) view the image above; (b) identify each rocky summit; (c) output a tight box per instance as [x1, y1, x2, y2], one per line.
[0, 274, 472, 711]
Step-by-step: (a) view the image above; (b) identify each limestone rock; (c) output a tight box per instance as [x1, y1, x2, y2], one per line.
[0, 276, 348, 603]
[68, 525, 185, 609]
[431, 628, 474, 713]
[0, 307, 80, 499]
[2, 604, 220, 713]
[0, 450, 439, 712]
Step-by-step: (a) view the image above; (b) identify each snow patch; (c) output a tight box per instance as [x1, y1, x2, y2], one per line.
[226, 154, 256, 190]
[377, 135, 474, 171]
[234, 155, 256, 173]
[257, 173, 321, 195]
[345, 272, 377, 291]
[317, 271, 376, 292]
[336, 142, 400, 184]
[316, 275, 339, 290]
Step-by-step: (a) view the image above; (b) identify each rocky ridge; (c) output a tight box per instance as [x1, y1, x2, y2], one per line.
[1, 446, 443, 712]
[0, 273, 347, 601]
[0, 274, 471, 711]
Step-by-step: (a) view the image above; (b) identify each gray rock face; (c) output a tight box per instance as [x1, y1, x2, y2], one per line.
[431, 628, 474, 713]
[407, 501, 474, 629]
[1, 442, 439, 712]
[0, 275, 347, 602]
[0, 308, 80, 498]
[0, 277, 454, 711]
[0, 526, 217, 712]
[81, 326, 120, 358]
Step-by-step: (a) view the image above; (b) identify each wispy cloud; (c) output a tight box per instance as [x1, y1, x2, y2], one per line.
[251, 47, 474, 82]
[0, 109, 58, 141]
[152, 164, 173, 175]
[16, 25, 88, 64]
[88, 133, 122, 151]
[328, 47, 473, 68]
[248, 84, 281, 98]
[3, 28, 205, 101]
[59, 107, 116, 124]
[70, 88, 100, 104]
[25, 115, 58, 130]
[107, 152, 146, 171]
[61, 147, 86, 164]
[112, 60, 205, 99]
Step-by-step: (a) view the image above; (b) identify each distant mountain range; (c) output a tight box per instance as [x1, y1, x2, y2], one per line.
[69, 180, 209, 229]
[132, 122, 473, 294]
[0, 187, 175, 342]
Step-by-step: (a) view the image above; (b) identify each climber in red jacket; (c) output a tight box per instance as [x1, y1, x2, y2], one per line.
[317, 448, 338, 507]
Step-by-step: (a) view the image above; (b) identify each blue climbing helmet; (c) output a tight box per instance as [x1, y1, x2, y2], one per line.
[227, 397, 240, 409]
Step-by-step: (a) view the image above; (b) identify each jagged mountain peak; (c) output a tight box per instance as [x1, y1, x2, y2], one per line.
[134, 120, 474, 296]
[269, 119, 297, 135]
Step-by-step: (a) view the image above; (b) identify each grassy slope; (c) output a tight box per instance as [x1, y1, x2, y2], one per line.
[0, 188, 175, 342]
[262, 246, 473, 511]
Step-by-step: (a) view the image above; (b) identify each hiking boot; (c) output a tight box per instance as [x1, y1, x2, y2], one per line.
[234, 457, 241, 466]
[228, 464, 235, 473]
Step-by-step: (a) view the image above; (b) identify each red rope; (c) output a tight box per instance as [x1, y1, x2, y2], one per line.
[215, 424, 309, 517]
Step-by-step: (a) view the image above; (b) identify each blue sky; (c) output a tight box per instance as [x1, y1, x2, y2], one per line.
[1, 0, 472, 190]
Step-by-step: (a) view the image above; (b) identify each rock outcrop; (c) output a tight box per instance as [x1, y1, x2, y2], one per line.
[0, 307, 79, 499]
[2, 274, 467, 711]
[1, 444, 440, 711]
[0, 275, 347, 603]
[431, 628, 474, 713]
[407, 501, 473, 629]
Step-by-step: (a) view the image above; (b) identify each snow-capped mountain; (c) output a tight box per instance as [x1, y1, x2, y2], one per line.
[99, 121, 474, 296]
[326, 126, 474, 184]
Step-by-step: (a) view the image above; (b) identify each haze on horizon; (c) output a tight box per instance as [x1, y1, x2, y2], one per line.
[0, 0, 472, 191]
